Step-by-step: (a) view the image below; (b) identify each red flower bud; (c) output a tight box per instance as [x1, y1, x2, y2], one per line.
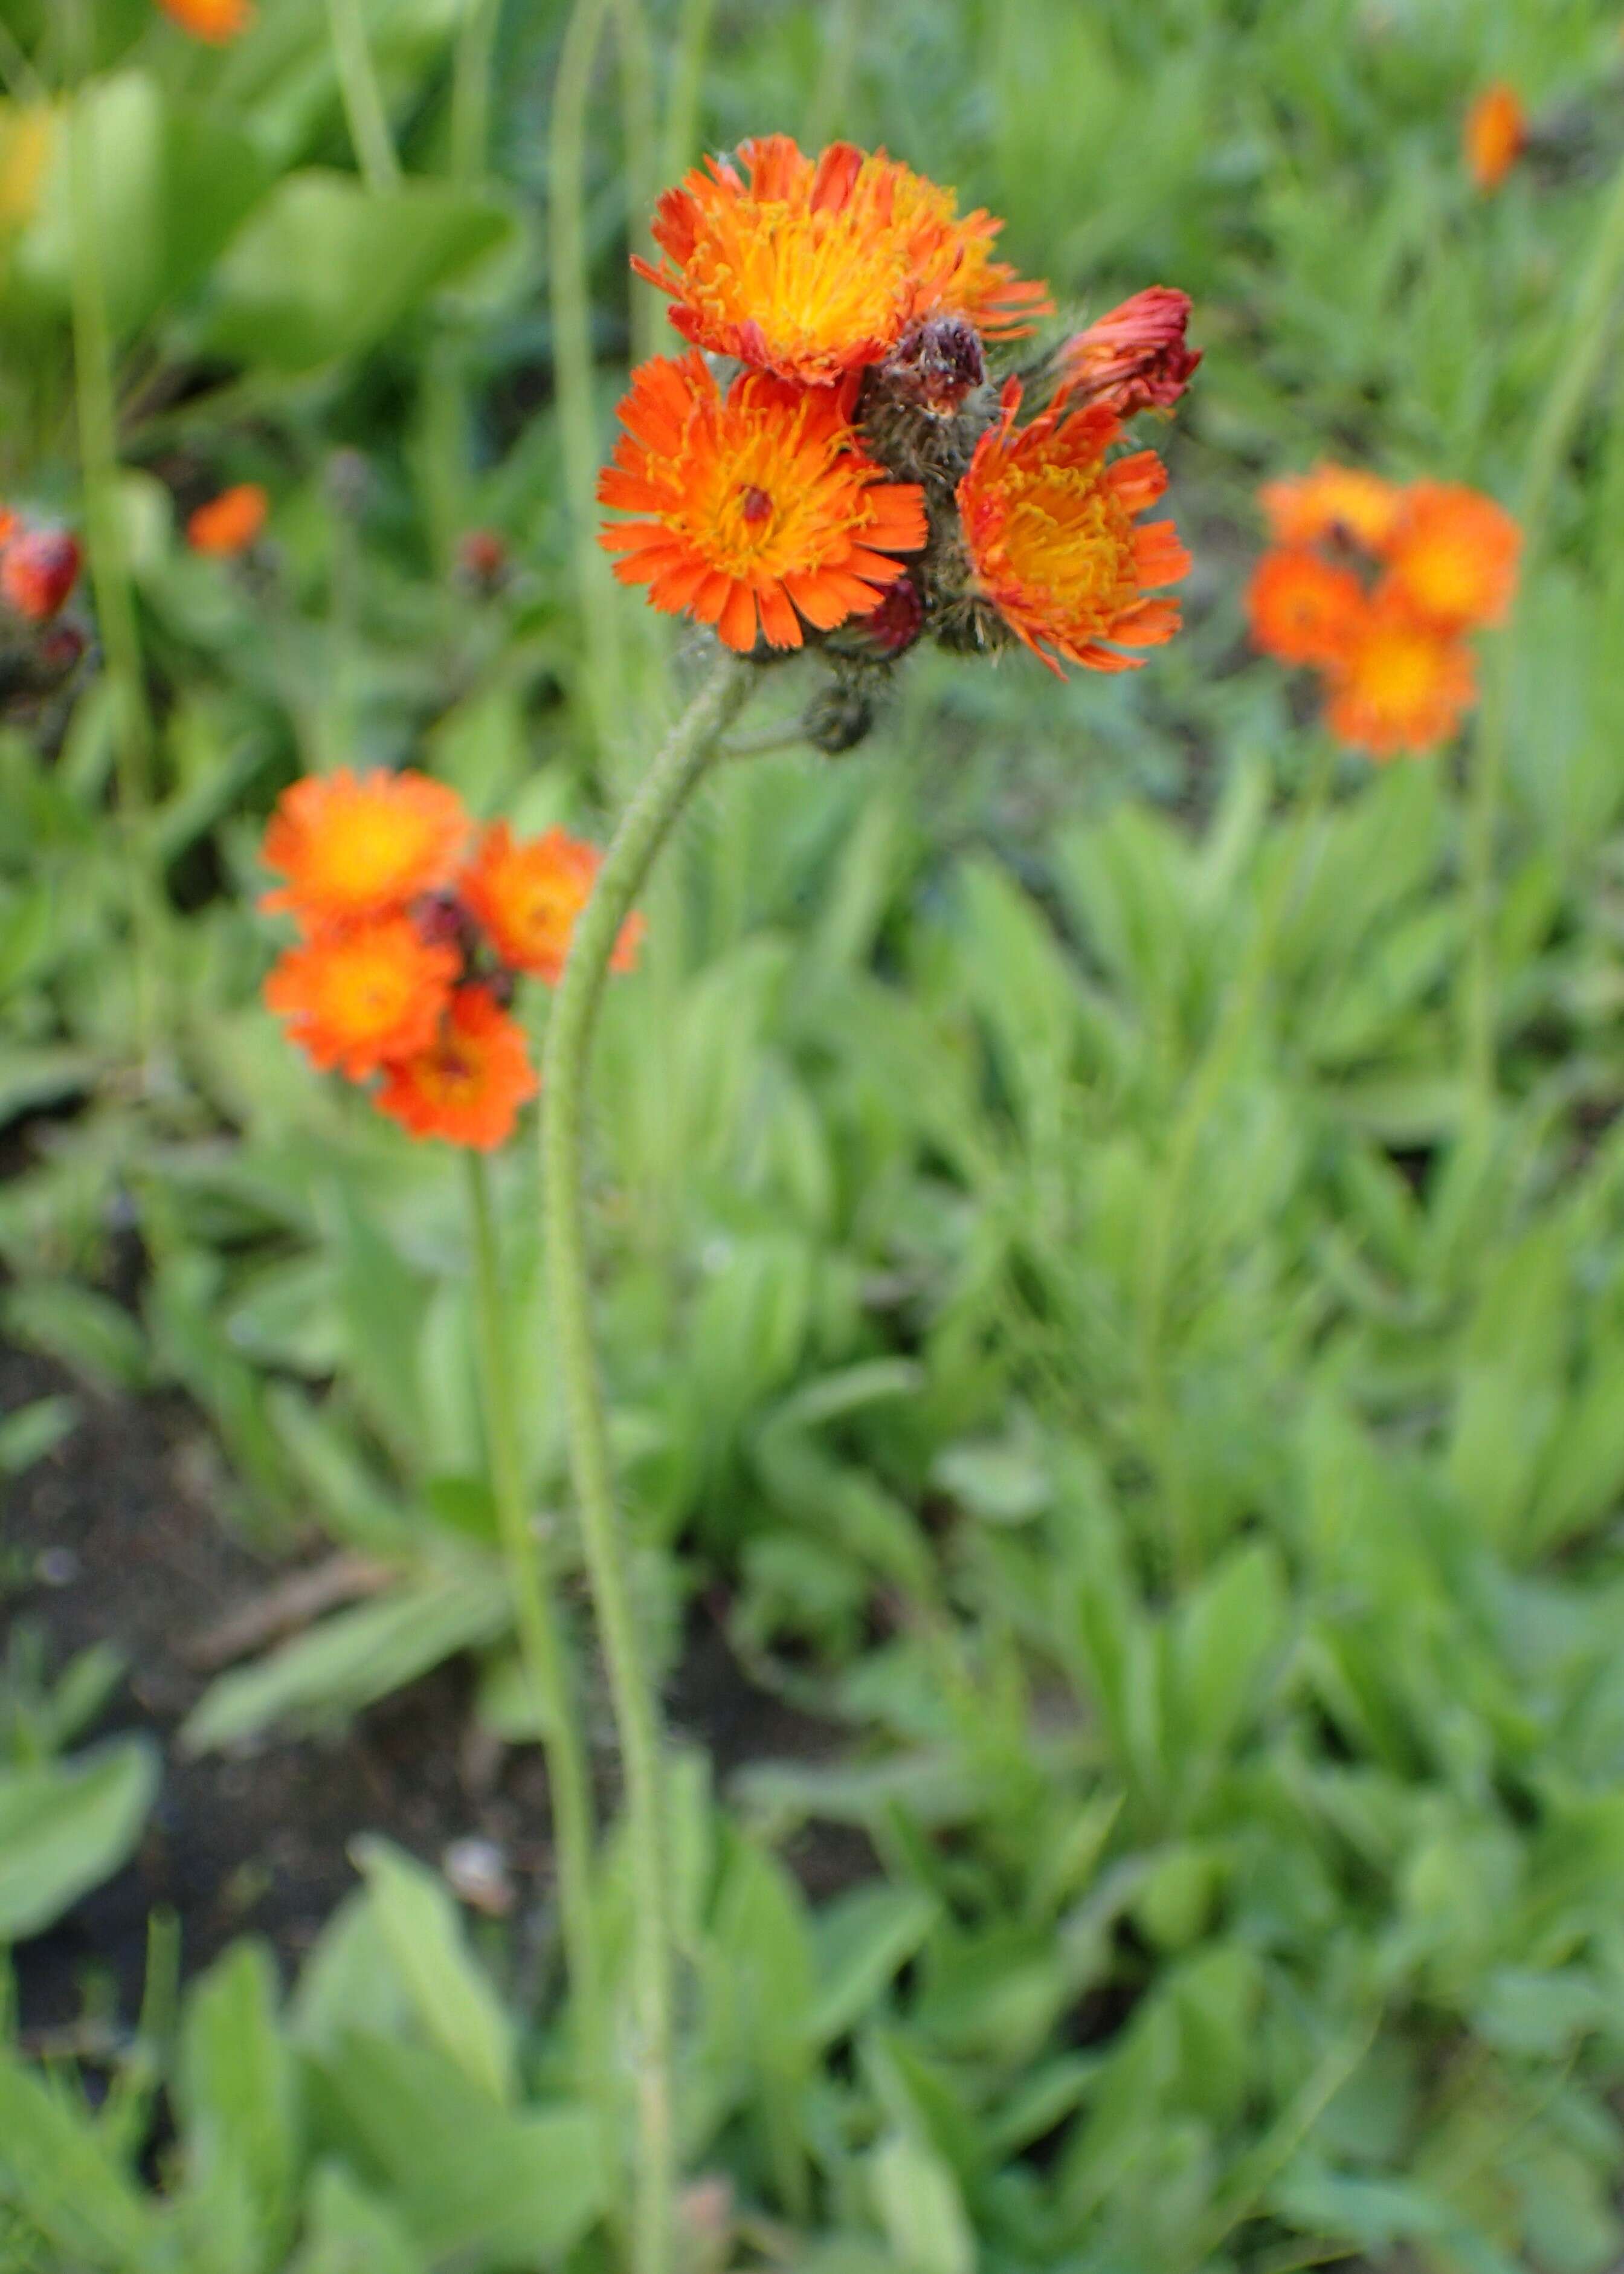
[1058, 287, 1200, 417]
[1, 528, 82, 622]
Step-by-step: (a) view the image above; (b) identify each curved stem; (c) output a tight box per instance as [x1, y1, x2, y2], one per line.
[1462, 147, 1624, 1107]
[541, 653, 754, 2274]
[548, 0, 624, 768]
[611, 0, 660, 365]
[660, 0, 716, 190]
[464, 1155, 614, 2203]
[326, 0, 401, 193]
[450, 0, 501, 186]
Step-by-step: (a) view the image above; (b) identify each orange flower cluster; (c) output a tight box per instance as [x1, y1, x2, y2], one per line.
[155, 0, 255, 40]
[0, 510, 81, 624]
[1248, 465, 1520, 758]
[260, 770, 641, 1151]
[600, 138, 1197, 687]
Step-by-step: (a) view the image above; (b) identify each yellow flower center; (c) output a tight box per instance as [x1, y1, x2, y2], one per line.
[997, 462, 1135, 621]
[687, 194, 916, 372]
[1355, 625, 1442, 716]
[1395, 533, 1489, 621]
[673, 405, 862, 580]
[320, 941, 420, 1039]
[304, 804, 443, 909]
[414, 1034, 483, 1105]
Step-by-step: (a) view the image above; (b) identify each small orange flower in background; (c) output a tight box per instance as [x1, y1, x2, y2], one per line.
[188, 483, 268, 557]
[462, 824, 643, 986]
[1059, 288, 1202, 418]
[1382, 481, 1520, 634]
[265, 919, 458, 1079]
[262, 769, 470, 931]
[956, 380, 1190, 676]
[633, 135, 1051, 386]
[1249, 461, 1517, 759]
[598, 353, 927, 653]
[375, 986, 538, 1152]
[1, 525, 81, 622]
[1247, 549, 1367, 670]
[1465, 83, 1527, 194]
[1324, 590, 1478, 758]
[155, 0, 255, 40]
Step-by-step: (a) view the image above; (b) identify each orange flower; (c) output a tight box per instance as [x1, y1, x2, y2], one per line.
[375, 986, 538, 1151]
[262, 769, 471, 932]
[632, 135, 1052, 385]
[598, 352, 927, 653]
[155, 0, 255, 39]
[188, 483, 268, 556]
[460, 823, 643, 986]
[1246, 548, 1366, 668]
[1323, 590, 1476, 758]
[265, 918, 458, 1079]
[955, 379, 1190, 677]
[1259, 464, 1404, 554]
[1, 528, 80, 622]
[1058, 287, 1201, 418]
[1381, 481, 1519, 634]
[1465, 83, 1527, 194]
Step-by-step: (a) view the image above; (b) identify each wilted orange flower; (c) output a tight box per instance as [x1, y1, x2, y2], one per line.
[188, 483, 268, 557]
[375, 986, 538, 1151]
[1260, 464, 1404, 554]
[1381, 480, 1519, 633]
[632, 135, 1052, 385]
[264, 919, 459, 1079]
[262, 770, 471, 932]
[1323, 590, 1475, 758]
[956, 380, 1190, 676]
[1247, 548, 1366, 668]
[156, 0, 255, 39]
[598, 352, 927, 653]
[460, 823, 643, 986]
[1465, 83, 1527, 193]
[1, 527, 81, 622]
[1059, 287, 1201, 418]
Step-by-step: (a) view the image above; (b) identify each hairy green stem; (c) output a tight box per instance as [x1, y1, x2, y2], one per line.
[549, 0, 625, 768]
[611, 0, 659, 365]
[68, 78, 159, 1061]
[660, 0, 716, 188]
[465, 1155, 615, 2204]
[326, 0, 401, 193]
[450, 0, 501, 185]
[1462, 147, 1624, 1105]
[542, 654, 753, 2274]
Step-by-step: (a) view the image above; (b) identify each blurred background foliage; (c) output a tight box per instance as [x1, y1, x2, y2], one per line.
[4, 0, 1624, 2269]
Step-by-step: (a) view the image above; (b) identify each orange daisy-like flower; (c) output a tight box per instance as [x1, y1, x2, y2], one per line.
[264, 918, 459, 1079]
[375, 986, 538, 1152]
[956, 379, 1190, 677]
[155, 0, 255, 39]
[262, 769, 471, 932]
[460, 823, 643, 986]
[1058, 287, 1201, 418]
[1260, 464, 1405, 554]
[1, 528, 81, 622]
[1246, 548, 1366, 669]
[598, 352, 927, 653]
[632, 135, 1052, 386]
[1381, 481, 1519, 635]
[1323, 590, 1476, 758]
[1465, 84, 1527, 194]
[188, 483, 269, 557]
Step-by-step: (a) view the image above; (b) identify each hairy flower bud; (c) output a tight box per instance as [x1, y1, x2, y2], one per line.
[803, 677, 877, 754]
[878, 316, 987, 420]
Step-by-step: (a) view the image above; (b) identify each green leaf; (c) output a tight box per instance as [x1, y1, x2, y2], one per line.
[177, 1941, 300, 2263]
[289, 2164, 427, 2274]
[0, 2050, 165, 2270]
[0, 1738, 158, 1942]
[869, 2133, 975, 2274]
[1, 1280, 148, 1392]
[0, 1392, 77, 1478]
[353, 1837, 516, 2104]
[810, 1883, 940, 2047]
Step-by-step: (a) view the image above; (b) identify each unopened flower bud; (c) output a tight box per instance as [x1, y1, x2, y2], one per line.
[879, 316, 987, 419]
[803, 677, 875, 755]
[1, 528, 81, 622]
[1058, 287, 1200, 418]
[457, 528, 509, 592]
[411, 890, 475, 954]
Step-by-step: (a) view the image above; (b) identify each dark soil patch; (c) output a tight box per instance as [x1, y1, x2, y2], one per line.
[1, 1343, 866, 2035]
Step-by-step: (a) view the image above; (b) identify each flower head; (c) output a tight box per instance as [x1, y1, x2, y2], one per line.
[1058, 287, 1201, 418]
[262, 769, 471, 932]
[188, 483, 268, 557]
[1323, 589, 1475, 758]
[1382, 480, 1519, 633]
[375, 985, 538, 1151]
[264, 918, 458, 1078]
[956, 380, 1190, 676]
[1, 527, 80, 622]
[461, 822, 643, 986]
[155, 0, 255, 39]
[1246, 548, 1366, 669]
[632, 135, 1051, 386]
[1260, 464, 1404, 554]
[598, 352, 927, 653]
[1466, 84, 1527, 194]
